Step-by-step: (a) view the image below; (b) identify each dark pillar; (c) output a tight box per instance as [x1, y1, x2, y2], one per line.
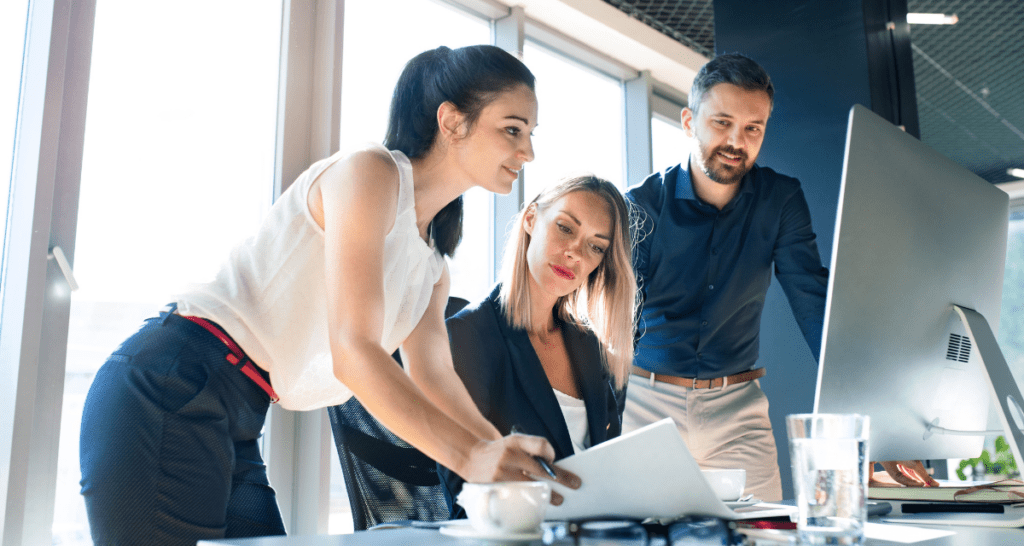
[712, 0, 918, 498]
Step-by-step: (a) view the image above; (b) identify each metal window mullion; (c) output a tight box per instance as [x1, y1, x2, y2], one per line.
[0, 0, 96, 544]
[490, 5, 524, 285]
[624, 70, 654, 190]
[265, 0, 342, 536]
[652, 91, 685, 128]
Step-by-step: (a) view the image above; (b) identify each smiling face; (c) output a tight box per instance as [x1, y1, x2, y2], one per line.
[682, 82, 771, 187]
[450, 83, 538, 195]
[523, 190, 613, 305]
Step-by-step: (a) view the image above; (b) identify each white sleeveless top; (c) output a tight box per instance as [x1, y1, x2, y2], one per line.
[176, 144, 445, 410]
[553, 389, 591, 454]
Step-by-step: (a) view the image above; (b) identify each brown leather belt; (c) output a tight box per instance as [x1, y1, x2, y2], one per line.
[631, 365, 765, 389]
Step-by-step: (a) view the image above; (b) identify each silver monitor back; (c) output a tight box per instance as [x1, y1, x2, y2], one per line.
[814, 104, 1009, 462]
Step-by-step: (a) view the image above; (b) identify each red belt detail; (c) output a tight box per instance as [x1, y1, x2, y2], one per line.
[181, 314, 279, 403]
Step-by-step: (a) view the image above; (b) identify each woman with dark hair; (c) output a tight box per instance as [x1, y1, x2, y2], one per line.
[79, 45, 578, 545]
[440, 174, 638, 517]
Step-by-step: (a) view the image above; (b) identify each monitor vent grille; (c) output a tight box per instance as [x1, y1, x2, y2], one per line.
[946, 333, 972, 363]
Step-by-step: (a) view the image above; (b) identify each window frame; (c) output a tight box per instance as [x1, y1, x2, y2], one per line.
[1, 0, 96, 543]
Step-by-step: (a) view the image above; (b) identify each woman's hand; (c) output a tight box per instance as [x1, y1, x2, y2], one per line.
[461, 433, 581, 506]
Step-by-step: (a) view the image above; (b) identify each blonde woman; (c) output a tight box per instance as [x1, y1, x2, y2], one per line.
[440, 174, 637, 516]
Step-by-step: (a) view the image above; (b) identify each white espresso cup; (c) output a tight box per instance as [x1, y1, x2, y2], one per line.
[701, 468, 747, 501]
[457, 481, 551, 535]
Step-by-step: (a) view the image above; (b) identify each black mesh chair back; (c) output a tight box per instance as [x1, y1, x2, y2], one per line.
[328, 296, 470, 530]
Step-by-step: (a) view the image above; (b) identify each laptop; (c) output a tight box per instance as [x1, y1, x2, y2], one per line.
[546, 418, 795, 521]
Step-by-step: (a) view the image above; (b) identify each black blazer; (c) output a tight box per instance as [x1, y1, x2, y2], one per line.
[439, 284, 623, 517]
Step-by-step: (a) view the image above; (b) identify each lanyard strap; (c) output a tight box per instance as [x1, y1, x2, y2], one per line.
[181, 314, 279, 403]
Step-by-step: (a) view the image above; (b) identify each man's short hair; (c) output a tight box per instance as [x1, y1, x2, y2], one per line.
[689, 53, 774, 116]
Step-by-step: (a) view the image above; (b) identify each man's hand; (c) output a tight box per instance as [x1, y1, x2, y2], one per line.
[868, 460, 940, 487]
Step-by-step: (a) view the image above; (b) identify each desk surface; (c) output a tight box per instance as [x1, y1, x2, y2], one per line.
[199, 521, 1023, 546]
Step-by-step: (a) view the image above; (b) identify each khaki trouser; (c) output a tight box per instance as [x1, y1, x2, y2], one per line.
[622, 376, 783, 502]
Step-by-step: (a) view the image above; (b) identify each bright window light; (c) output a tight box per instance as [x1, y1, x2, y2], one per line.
[907, 13, 958, 25]
[56, 2, 283, 543]
[651, 115, 687, 177]
[1008, 168, 1024, 179]
[523, 40, 624, 198]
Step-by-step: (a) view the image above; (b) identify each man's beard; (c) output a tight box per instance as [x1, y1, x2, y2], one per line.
[696, 141, 752, 185]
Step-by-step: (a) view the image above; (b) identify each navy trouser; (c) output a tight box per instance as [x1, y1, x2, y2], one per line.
[80, 306, 286, 545]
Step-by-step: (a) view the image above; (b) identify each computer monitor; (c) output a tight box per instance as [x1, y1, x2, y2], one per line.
[814, 104, 1024, 468]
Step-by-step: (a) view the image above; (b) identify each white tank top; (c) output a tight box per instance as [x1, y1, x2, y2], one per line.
[553, 389, 591, 454]
[176, 144, 445, 410]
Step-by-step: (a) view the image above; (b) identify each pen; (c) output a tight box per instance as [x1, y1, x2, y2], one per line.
[510, 425, 558, 479]
[535, 456, 558, 480]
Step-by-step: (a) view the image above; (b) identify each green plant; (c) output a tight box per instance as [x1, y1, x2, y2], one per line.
[956, 436, 1020, 480]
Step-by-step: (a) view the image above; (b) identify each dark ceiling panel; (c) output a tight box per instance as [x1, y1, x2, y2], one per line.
[908, 0, 1024, 184]
[602, 0, 715, 58]
[602, 0, 1024, 184]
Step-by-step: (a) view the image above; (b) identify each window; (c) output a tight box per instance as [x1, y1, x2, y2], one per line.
[651, 114, 687, 176]
[451, 186, 494, 303]
[334, 0, 490, 532]
[523, 40, 624, 199]
[999, 205, 1024, 409]
[977, 204, 1024, 479]
[55, 2, 283, 543]
[0, 0, 30, 310]
[999, 205, 1024, 391]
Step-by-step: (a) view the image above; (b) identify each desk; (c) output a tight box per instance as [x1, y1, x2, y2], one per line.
[200, 521, 1023, 545]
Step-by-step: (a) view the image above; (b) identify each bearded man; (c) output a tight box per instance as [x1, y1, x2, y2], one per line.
[623, 53, 828, 502]
[624, 53, 940, 501]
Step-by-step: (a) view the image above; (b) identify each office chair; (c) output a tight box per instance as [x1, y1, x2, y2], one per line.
[328, 296, 469, 531]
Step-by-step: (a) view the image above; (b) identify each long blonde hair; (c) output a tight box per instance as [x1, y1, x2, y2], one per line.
[498, 174, 638, 389]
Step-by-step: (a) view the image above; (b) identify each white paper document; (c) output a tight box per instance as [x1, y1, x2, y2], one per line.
[546, 418, 796, 521]
[863, 522, 956, 543]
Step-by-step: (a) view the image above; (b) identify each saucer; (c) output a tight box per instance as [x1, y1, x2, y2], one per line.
[725, 498, 761, 509]
[439, 520, 543, 542]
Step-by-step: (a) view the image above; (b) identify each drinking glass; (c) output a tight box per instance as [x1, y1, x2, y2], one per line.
[786, 413, 870, 545]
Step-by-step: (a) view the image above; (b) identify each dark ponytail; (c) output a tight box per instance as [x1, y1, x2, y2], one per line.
[384, 45, 535, 258]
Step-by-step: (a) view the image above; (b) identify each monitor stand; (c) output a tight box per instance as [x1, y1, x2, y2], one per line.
[885, 306, 1024, 528]
[954, 305, 1024, 475]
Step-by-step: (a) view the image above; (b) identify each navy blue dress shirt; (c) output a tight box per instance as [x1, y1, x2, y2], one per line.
[626, 159, 829, 379]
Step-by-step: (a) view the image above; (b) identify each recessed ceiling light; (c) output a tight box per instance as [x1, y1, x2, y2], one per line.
[907, 13, 959, 25]
[1008, 168, 1024, 179]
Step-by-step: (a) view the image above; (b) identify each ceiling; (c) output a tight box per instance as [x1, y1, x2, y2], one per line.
[601, 0, 1024, 185]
